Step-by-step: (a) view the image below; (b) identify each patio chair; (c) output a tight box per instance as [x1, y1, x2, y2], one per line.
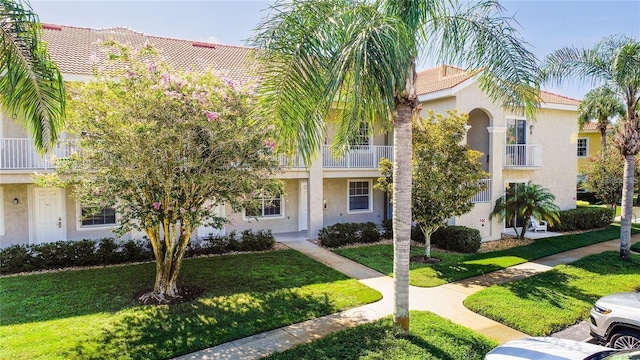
[529, 218, 547, 232]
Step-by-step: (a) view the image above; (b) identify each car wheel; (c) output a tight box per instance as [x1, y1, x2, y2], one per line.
[609, 330, 640, 349]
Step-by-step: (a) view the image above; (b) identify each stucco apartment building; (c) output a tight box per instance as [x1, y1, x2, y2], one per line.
[0, 24, 580, 247]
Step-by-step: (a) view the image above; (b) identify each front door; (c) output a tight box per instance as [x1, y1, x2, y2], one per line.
[33, 187, 65, 244]
[507, 119, 527, 166]
[506, 182, 526, 228]
[299, 180, 308, 231]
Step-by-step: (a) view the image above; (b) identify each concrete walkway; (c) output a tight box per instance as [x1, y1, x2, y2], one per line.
[176, 234, 640, 360]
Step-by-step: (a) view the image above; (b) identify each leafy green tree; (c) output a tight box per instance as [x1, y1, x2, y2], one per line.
[44, 45, 281, 303]
[251, 0, 539, 333]
[0, 0, 65, 152]
[542, 35, 640, 259]
[490, 182, 560, 239]
[376, 110, 489, 259]
[578, 86, 625, 152]
[584, 148, 640, 208]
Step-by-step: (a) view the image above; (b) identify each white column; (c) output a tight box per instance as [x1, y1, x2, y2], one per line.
[487, 126, 506, 239]
[307, 152, 324, 239]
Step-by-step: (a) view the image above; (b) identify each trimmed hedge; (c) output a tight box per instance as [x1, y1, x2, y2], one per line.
[631, 242, 640, 253]
[0, 229, 276, 275]
[318, 222, 381, 248]
[431, 226, 482, 254]
[549, 207, 614, 232]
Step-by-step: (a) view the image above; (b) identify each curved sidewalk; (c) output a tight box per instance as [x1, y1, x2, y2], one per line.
[176, 234, 640, 360]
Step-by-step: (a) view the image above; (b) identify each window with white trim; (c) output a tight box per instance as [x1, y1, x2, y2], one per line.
[348, 180, 372, 212]
[245, 194, 284, 218]
[577, 138, 588, 157]
[81, 206, 116, 227]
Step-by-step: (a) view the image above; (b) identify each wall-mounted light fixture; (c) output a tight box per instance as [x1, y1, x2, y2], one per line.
[529, 124, 534, 135]
[13, 198, 19, 204]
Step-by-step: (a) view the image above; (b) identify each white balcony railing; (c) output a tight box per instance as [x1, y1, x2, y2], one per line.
[1, 138, 72, 170]
[277, 153, 306, 168]
[504, 144, 541, 168]
[322, 145, 393, 168]
[471, 178, 492, 203]
[1, 138, 391, 171]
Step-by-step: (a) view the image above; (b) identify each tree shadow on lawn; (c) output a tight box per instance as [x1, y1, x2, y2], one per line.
[261, 313, 494, 360]
[496, 251, 640, 309]
[0, 250, 353, 326]
[66, 289, 339, 360]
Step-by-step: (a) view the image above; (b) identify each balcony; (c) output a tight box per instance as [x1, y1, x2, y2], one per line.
[1, 138, 393, 172]
[504, 144, 541, 168]
[322, 145, 393, 168]
[471, 178, 492, 203]
[1, 138, 72, 170]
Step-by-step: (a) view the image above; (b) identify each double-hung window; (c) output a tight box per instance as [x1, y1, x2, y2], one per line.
[80, 206, 116, 227]
[577, 138, 588, 157]
[348, 180, 372, 213]
[245, 194, 284, 219]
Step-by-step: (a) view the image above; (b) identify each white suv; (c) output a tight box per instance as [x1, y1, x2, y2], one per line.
[589, 292, 640, 349]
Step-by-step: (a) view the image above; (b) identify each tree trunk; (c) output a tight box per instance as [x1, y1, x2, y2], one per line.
[421, 227, 435, 259]
[620, 154, 634, 260]
[142, 221, 193, 303]
[600, 126, 607, 154]
[393, 102, 413, 335]
[424, 228, 432, 259]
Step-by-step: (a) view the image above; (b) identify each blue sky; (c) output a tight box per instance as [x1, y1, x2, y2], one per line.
[31, 0, 640, 100]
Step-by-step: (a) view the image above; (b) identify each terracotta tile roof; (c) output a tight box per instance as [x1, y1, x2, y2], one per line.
[539, 90, 581, 106]
[415, 65, 474, 95]
[416, 65, 581, 106]
[42, 24, 254, 82]
[582, 122, 600, 131]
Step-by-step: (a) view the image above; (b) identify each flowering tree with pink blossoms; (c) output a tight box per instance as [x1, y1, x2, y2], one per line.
[49, 44, 281, 303]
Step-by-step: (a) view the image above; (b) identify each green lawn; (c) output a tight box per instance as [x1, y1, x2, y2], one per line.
[464, 251, 640, 336]
[264, 311, 498, 360]
[0, 249, 381, 360]
[334, 224, 638, 287]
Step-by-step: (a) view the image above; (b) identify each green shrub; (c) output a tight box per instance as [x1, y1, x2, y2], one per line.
[431, 226, 482, 253]
[359, 222, 382, 243]
[0, 244, 35, 273]
[0, 229, 278, 275]
[318, 222, 381, 248]
[381, 219, 393, 239]
[236, 229, 275, 251]
[121, 239, 153, 262]
[411, 225, 425, 243]
[631, 242, 640, 253]
[95, 238, 121, 264]
[549, 207, 614, 231]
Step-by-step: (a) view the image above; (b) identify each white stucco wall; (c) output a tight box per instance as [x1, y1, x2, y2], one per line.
[421, 82, 578, 240]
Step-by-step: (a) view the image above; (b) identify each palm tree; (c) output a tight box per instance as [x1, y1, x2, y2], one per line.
[490, 182, 560, 239]
[0, 0, 65, 152]
[542, 35, 640, 260]
[578, 85, 625, 152]
[251, 0, 539, 333]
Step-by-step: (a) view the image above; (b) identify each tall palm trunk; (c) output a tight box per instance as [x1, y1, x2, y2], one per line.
[620, 154, 635, 260]
[600, 125, 607, 154]
[393, 101, 413, 334]
[614, 108, 640, 260]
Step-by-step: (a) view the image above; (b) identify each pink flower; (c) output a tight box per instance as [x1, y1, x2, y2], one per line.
[204, 110, 220, 121]
[166, 206, 172, 211]
[180, 208, 187, 214]
[152, 202, 161, 210]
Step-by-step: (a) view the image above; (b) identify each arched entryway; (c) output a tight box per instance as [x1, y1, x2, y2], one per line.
[467, 108, 491, 173]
